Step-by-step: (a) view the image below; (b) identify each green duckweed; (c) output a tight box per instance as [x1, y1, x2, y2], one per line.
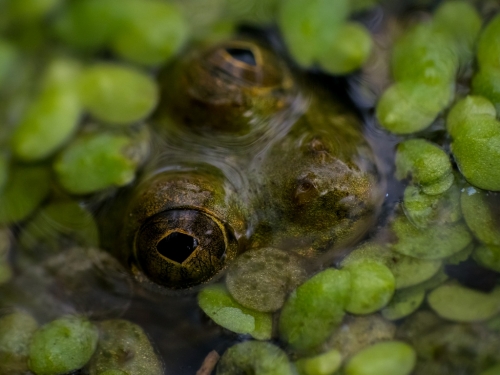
[111, 0, 188, 66]
[79, 63, 158, 125]
[432, 0, 481, 65]
[6, 0, 61, 22]
[345, 341, 416, 375]
[381, 288, 426, 321]
[376, 81, 452, 135]
[461, 187, 500, 246]
[472, 67, 500, 115]
[0, 153, 8, 194]
[318, 22, 373, 75]
[342, 242, 442, 290]
[0, 39, 16, 86]
[476, 13, 500, 70]
[53, 0, 124, 50]
[327, 315, 396, 359]
[391, 23, 457, 86]
[89, 319, 163, 375]
[428, 282, 500, 322]
[11, 58, 82, 162]
[391, 215, 472, 260]
[480, 363, 500, 375]
[53, 128, 149, 195]
[445, 242, 474, 265]
[451, 117, 500, 191]
[54, 0, 187, 65]
[446, 95, 496, 138]
[294, 348, 342, 375]
[277, 0, 349, 67]
[399, 313, 500, 375]
[99, 370, 129, 375]
[377, 17, 464, 134]
[279, 268, 350, 352]
[28, 315, 99, 375]
[0, 165, 51, 225]
[225, 247, 307, 312]
[402, 183, 461, 229]
[0, 311, 38, 374]
[217, 341, 294, 375]
[395, 139, 453, 194]
[197, 284, 272, 340]
[474, 244, 500, 273]
[343, 259, 395, 315]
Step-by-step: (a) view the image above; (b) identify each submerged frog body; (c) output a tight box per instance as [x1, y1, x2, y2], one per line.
[111, 39, 383, 290]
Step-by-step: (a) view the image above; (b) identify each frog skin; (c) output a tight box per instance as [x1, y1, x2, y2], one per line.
[109, 39, 384, 290]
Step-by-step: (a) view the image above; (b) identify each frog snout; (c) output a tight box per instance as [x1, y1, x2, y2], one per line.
[133, 209, 232, 289]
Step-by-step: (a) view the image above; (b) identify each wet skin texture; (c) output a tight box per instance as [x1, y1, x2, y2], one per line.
[111, 39, 383, 290]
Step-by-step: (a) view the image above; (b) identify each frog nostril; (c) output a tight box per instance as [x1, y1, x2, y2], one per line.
[156, 232, 199, 264]
[226, 48, 257, 66]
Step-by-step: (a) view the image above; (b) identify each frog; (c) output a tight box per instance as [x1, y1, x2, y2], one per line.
[104, 38, 384, 291]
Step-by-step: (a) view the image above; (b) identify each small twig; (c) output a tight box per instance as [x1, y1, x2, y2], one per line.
[196, 350, 220, 375]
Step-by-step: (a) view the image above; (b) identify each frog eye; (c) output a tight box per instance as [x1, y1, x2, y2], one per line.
[133, 209, 233, 289]
[205, 41, 283, 87]
[225, 47, 257, 66]
[293, 177, 319, 206]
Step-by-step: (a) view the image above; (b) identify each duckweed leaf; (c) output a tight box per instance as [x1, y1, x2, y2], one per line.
[381, 288, 426, 321]
[342, 242, 442, 289]
[80, 63, 158, 125]
[54, 130, 149, 195]
[395, 139, 452, 191]
[474, 244, 500, 273]
[226, 247, 307, 312]
[344, 259, 395, 314]
[279, 268, 350, 352]
[345, 341, 416, 375]
[391, 215, 472, 260]
[428, 282, 500, 322]
[198, 284, 272, 340]
[461, 187, 500, 246]
[217, 341, 294, 375]
[0, 311, 38, 374]
[111, 0, 188, 66]
[318, 22, 373, 75]
[89, 319, 163, 375]
[476, 14, 500, 70]
[294, 348, 342, 375]
[28, 316, 99, 375]
[0, 165, 51, 225]
[376, 82, 452, 135]
[446, 96, 496, 138]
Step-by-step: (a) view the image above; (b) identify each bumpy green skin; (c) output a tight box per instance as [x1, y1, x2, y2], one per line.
[101, 38, 382, 290]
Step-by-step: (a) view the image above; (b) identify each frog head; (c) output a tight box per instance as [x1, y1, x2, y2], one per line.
[114, 38, 383, 290]
[155, 39, 299, 135]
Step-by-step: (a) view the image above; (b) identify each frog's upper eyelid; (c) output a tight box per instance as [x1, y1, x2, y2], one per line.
[225, 47, 258, 67]
[220, 41, 264, 66]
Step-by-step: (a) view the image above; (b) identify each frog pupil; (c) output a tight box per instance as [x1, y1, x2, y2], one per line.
[156, 232, 199, 264]
[226, 48, 257, 66]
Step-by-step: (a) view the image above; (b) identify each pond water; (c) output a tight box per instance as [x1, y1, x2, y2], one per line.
[1, 1, 500, 374]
